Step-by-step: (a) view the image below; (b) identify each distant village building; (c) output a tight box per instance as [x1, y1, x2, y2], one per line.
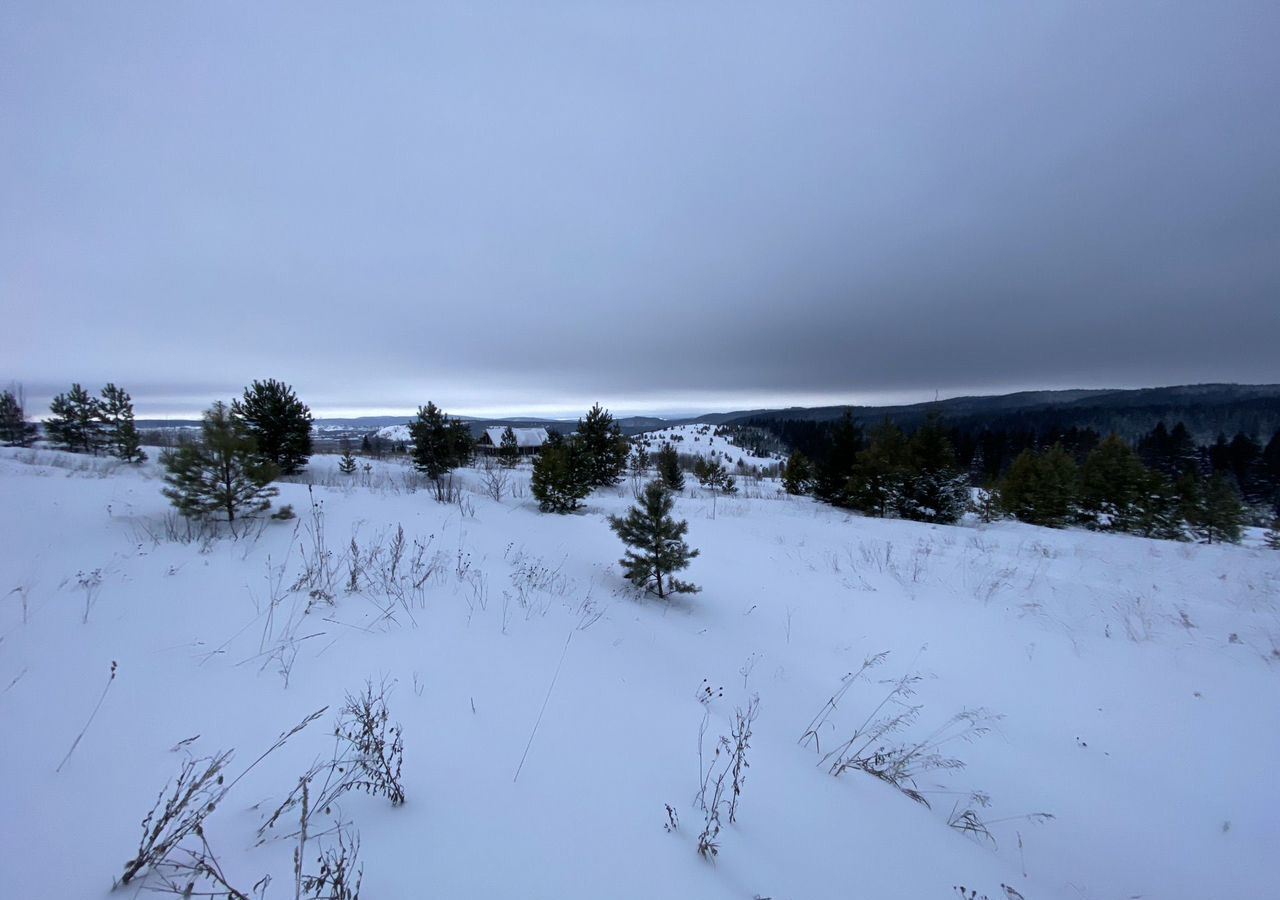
[477, 426, 550, 456]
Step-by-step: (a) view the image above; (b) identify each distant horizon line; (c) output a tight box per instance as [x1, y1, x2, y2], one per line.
[108, 380, 1280, 424]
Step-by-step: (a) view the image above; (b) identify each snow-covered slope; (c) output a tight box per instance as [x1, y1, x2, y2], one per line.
[374, 423, 411, 442]
[1, 447, 1277, 899]
[635, 423, 779, 470]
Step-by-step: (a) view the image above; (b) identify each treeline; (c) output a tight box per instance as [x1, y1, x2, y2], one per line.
[775, 412, 1280, 545]
[1, 383, 145, 462]
[738, 386, 1280, 444]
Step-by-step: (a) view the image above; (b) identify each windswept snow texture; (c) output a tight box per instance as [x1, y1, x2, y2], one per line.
[1, 447, 1278, 899]
[636, 423, 779, 469]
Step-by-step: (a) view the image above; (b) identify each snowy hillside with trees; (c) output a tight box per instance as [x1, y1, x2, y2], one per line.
[634, 423, 781, 472]
[2, 439, 1278, 900]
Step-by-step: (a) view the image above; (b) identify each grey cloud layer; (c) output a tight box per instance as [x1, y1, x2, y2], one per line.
[3, 2, 1277, 415]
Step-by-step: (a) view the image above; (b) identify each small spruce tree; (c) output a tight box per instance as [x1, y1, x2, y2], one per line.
[338, 440, 358, 475]
[0, 388, 37, 447]
[232, 379, 313, 475]
[98, 383, 146, 462]
[161, 401, 279, 523]
[531, 441, 591, 513]
[608, 481, 699, 598]
[498, 426, 520, 468]
[656, 443, 684, 492]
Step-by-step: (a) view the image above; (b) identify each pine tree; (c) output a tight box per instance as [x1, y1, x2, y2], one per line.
[576, 403, 629, 488]
[232, 379, 313, 475]
[498, 426, 520, 468]
[531, 441, 591, 513]
[1079, 435, 1148, 532]
[997, 444, 1079, 527]
[655, 443, 684, 492]
[408, 402, 453, 482]
[781, 451, 814, 495]
[847, 418, 909, 517]
[629, 445, 652, 478]
[898, 413, 968, 524]
[161, 402, 279, 523]
[338, 440, 358, 475]
[98, 383, 146, 462]
[0, 389, 36, 447]
[813, 413, 862, 505]
[450, 419, 475, 468]
[46, 383, 103, 454]
[1188, 473, 1245, 544]
[1131, 469, 1187, 540]
[608, 481, 699, 598]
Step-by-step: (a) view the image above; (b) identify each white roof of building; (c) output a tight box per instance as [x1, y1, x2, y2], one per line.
[484, 426, 549, 448]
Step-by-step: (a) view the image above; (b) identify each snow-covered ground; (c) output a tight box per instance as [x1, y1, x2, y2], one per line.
[635, 423, 780, 470]
[1, 447, 1278, 899]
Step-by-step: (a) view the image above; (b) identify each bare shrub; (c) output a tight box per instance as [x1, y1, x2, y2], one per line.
[117, 751, 234, 887]
[259, 682, 405, 842]
[693, 696, 759, 861]
[479, 459, 512, 502]
[801, 653, 998, 807]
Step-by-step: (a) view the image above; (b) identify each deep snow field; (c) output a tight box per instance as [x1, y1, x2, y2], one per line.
[1, 447, 1278, 900]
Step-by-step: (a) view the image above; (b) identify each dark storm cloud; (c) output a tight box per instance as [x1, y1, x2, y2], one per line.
[2, 2, 1278, 417]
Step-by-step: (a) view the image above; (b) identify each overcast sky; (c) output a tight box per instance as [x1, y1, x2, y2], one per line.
[3, 2, 1278, 418]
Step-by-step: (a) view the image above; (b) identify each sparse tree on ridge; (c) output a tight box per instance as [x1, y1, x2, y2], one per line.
[161, 401, 279, 524]
[608, 481, 699, 598]
[0, 388, 37, 447]
[46, 383, 103, 454]
[98, 383, 146, 462]
[232, 379, 313, 475]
